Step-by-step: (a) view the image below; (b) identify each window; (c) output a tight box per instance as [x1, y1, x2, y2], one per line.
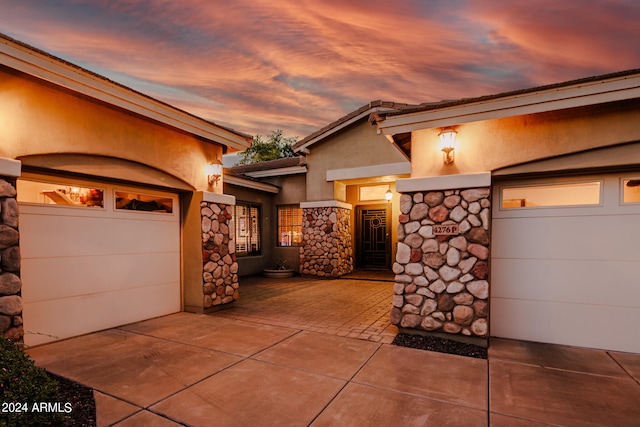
[622, 178, 640, 203]
[115, 191, 173, 213]
[17, 179, 104, 208]
[235, 203, 261, 256]
[359, 185, 389, 201]
[501, 181, 601, 209]
[277, 205, 302, 247]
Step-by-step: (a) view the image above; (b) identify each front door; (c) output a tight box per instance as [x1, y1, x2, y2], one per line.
[356, 205, 391, 269]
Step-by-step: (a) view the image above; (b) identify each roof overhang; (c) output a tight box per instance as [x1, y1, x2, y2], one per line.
[294, 104, 408, 153]
[242, 165, 307, 178]
[223, 174, 280, 193]
[0, 34, 252, 151]
[376, 72, 640, 135]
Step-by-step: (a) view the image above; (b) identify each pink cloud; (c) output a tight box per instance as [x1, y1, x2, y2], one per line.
[1, 0, 639, 137]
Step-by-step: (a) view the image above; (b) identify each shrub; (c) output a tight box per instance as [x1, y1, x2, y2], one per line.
[0, 336, 68, 426]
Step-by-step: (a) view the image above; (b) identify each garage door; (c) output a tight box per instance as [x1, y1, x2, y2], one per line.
[18, 175, 181, 347]
[492, 172, 640, 353]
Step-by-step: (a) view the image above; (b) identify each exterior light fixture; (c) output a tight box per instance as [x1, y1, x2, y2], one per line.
[385, 186, 393, 202]
[206, 161, 223, 186]
[438, 128, 457, 165]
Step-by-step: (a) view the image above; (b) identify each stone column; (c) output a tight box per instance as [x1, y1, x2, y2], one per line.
[0, 158, 22, 345]
[391, 176, 491, 343]
[201, 200, 239, 309]
[299, 201, 353, 278]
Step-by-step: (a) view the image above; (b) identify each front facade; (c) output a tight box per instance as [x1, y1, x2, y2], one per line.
[227, 72, 640, 354]
[3, 33, 638, 355]
[374, 70, 640, 353]
[0, 34, 251, 347]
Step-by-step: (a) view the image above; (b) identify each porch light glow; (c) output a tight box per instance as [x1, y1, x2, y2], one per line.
[206, 162, 223, 186]
[385, 186, 393, 202]
[438, 128, 457, 165]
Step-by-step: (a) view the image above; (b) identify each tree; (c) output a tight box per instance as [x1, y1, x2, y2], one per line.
[236, 129, 298, 165]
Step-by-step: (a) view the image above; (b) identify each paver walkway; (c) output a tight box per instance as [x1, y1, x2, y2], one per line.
[26, 274, 640, 426]
[214, 274, 398, 343]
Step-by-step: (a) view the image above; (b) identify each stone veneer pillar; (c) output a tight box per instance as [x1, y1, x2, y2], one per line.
[299, 201, 353, 278]
[0, 158, 23, 345]
[391, 174, 491, 342]
[201, 200, 239, 309]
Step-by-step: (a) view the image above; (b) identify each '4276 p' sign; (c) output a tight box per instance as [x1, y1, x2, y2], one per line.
[433, 224, 460, 235]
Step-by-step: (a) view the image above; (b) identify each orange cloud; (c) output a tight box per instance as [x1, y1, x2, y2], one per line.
[1, 0, 639, 137]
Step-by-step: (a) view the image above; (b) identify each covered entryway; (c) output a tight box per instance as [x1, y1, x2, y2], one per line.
[18, 173, 181, 346]
[356, 205, 391, 270]
[491, 172, 640, 353]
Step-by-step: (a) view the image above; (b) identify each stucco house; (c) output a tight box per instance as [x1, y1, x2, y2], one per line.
[0, 34, 252, 347]
[2, 32, 639, 355]
[227, 71, 640, 354]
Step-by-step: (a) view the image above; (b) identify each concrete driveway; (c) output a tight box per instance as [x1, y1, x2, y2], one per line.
[27, 275, 640, 426]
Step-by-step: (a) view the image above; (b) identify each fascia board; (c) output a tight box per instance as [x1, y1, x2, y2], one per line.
[244, 166, 307, 178]
[0, 39, 251, 151]
[378, 75, 640, 134]
[223, 175, 280, 193]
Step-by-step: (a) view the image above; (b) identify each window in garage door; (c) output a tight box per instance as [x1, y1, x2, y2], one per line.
[17, 175, 181, 347]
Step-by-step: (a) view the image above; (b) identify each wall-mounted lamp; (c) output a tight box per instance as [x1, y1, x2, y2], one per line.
[385, 186, 393, 202]
[438, 128, 457, 165]
[206, 161, 223, 186]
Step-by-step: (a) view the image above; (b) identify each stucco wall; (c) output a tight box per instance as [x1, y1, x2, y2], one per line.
[0, 66, 222, 192]
[306, 120, 407, 201]
[410, 99, 640, 178]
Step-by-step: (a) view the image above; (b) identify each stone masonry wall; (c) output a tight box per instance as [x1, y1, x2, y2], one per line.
[0, 177, 22, 344]
[391, 188, 490, 339]
[201, 202, 239, 308]
[300, 207, 353, 277]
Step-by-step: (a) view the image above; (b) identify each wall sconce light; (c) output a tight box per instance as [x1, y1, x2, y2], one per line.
[385, 186, 393, 202]
[438, 128, 457, 165]
[206, 161, 223, 186]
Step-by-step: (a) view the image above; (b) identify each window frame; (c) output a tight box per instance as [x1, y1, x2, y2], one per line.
[276, 205, 303, 247]
[499, 179, 604, 211]
[234, 202, 262, 257]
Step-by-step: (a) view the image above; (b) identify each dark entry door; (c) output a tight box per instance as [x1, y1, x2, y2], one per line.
[356, 205, 391, 269]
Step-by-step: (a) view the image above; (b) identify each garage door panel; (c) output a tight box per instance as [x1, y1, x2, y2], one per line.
[492, 258, 640, 307]
[491, 298, 640, 354]
[493, 215, 640, 261]
[22, 251, 179, 303]
[23, 282, 180, 347]
[19, 177, 182, 347]
[21, 214, 178, 258]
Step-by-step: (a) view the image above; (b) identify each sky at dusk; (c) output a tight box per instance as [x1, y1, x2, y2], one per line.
[1, 0, 639, 139]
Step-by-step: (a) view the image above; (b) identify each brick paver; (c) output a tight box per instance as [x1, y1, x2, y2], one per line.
[214, 274, 399, 344]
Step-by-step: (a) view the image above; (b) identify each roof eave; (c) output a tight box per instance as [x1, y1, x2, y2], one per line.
[0, 34, 252, 151]
[293, 103, 409, 153]
[376, 72, 640, 135]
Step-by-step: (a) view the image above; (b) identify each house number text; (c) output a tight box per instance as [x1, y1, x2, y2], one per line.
[433, 224, 459, 235]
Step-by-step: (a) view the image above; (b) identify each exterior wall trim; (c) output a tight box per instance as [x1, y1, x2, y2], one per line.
[0, 158, 21, 177]
[326, 162, 411, 181]
[201, 191, 236, 205]
[397, 173, 491, 192]
[300, 200, 352, 210]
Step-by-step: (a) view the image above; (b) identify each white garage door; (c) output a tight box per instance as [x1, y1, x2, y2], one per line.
[18, 175, 181, 347]
[492, 172, 640, 353]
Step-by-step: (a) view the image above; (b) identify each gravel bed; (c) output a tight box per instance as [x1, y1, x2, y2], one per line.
[392, 333, 487, 359]
[49, 373, 96, 426]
